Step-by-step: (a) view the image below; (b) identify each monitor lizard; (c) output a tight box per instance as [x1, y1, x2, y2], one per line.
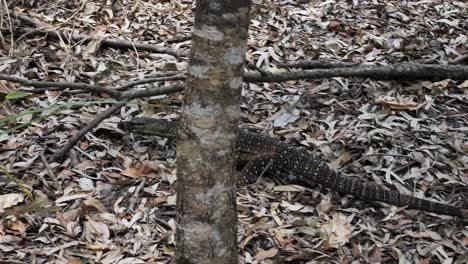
[119, 117, 467, 218]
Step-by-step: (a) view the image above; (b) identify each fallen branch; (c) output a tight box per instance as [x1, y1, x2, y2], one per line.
[276, 60, 357, 69]
[116, 73, 186, 91]
[13, 13, 187, 57]
[144, 71, 185, 78]
[26, 88, 88, 95]
[40, 150, 62, 191]
[3, 63, 467, 99]
[244, 63, 468, 82]
[0, 73, 121, 97]
[0, 73, 184, 99]
[451, 53, 468, 65]
[167, 35, 191, 44]
[121, 83, 185, 99]
[51, 104, 122, 162]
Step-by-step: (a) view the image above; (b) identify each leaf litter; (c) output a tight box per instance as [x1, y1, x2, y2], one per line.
[0, 0, 467, 263]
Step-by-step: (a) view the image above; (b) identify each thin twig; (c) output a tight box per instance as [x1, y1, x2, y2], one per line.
[392, 160, 418, 175]
[40, 150, 62, 191]
[0, 73, 121, 98]
[276, 60, 357, 69]
[122, 83, 185, 99]
[115, 73, 186, 91]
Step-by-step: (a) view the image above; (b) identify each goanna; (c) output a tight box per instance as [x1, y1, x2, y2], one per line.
[119, 117, 467, 218]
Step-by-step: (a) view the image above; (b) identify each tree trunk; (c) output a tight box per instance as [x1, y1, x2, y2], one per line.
[175, 1, 251, 264]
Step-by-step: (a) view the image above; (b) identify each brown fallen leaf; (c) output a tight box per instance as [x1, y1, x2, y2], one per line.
[375, 95, 419, 110]
[6, 220, 26, 238]
[121, 167, 148, 178]
[67, 257, 84, 264]
[317, 196, 333, 213]
[83, 198, 107, 213]
[121, 162, 158, 178]
[87, 243, 109, 251]
[254, 247, 278, 260]
[150, 195, 168, 206]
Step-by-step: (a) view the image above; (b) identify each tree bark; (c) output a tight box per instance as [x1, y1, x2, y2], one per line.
[175, 1, 251, 264]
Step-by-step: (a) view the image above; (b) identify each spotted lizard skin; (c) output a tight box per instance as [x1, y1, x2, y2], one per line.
[119, 117, 467, 218]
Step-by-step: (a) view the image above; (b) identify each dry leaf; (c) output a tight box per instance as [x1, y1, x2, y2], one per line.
[254, 248, 278, 260]
[85, 219, 110, 242]
[0, 193, 25, 212]
[273, 185, 305, 192]
[375, 95, 419, 110]
[322, 214, 353, 249]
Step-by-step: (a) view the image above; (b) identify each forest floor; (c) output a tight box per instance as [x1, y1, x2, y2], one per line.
[0, 0, 467, 263]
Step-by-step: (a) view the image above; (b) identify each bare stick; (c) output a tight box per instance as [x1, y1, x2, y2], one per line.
[116, 73, 186, 91]
[276, 60, 357, 69]
[0, 73, 185, 99]
[123, 83, 185, 99]
[51, 104, 122, 162]
[0, 73, 121, 98]
[244, 63, 468, 82]
[451, 53, 468, 65]
[128, 178, 146, 212]
[40, 150, 62, 191]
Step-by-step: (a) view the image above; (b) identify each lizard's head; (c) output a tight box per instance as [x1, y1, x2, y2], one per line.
[119, 117, 177, 138]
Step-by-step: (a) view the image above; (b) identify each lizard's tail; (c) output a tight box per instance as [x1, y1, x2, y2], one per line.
[327, 171, 466, 218]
